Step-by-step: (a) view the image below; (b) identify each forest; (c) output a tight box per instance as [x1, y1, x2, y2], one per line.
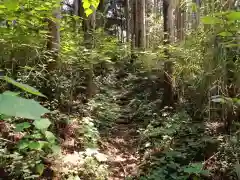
[0, 0, 239, 179]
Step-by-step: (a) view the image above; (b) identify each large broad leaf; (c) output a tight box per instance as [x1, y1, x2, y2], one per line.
[15, 122, 31, 132]
[183, 163, 203, 174]
[36, 163, 45, 175]
[45, 131, 56, 143]
[3, 0, 19, 11]
[218, 31, 233, 37]
[2, 91, 20, 96]
[2, 76, 46, 97]
[0, 94, 49, 119]
[82, 0, 91, 9]
[51, 144, 61, 154]
[201, 16, 222, 25]
[17, 140, 29, 150]
[33, 118, 51, 130]
[28, 141, 44, 150]
[227, 11, 240, 21]
[82, 0, 99, 16]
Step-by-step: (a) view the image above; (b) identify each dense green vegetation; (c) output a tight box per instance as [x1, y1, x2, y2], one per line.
[0, 0, 239, 179]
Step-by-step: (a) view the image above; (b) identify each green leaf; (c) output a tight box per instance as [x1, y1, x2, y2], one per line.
[36, 163, 45, 175]
[38, 141, 49, 148]
[0, 5, 6, 9]
[45, 131, 56, 143]
[28, 141, 42, 150]
[85, 8, 93, 17]
[91, 0, 100, 9]
[3, 0, 19, 11]
[201, 16, 222, 25]
[51, 144, 61, 154]
[218, 31, 233, 37]
[33, 118, 51, 130]
[200, 170, 210, 176]
[30, 133, 43, 139]
[192, 3, 197, 12]
[183, 163, 203, 174]
[2, 76, 46, 97]
[2, 91, 20, 96]
[15, 122, 31, 132]
[17, 140, 29, 150]
[0, 94, 50, 119]
[227, 11, 240, 21]
[83, 0, 91, 9]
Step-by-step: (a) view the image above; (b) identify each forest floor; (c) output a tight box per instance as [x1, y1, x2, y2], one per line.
[100, 119, 140, 180]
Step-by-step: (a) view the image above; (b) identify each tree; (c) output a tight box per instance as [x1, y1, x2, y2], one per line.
[80, 0, 97, 100]
[133, 0, 146, 49]
[125, 0, 130, 42]
[46, 4, 61, 62]
[176, 0, 185, 41]
[161, 0, 174, 108]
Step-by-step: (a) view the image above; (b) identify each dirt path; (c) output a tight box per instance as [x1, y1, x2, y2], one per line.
[101, 120, 140, 180]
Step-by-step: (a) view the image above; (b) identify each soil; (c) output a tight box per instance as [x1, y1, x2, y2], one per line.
[100, 120, 140, 180]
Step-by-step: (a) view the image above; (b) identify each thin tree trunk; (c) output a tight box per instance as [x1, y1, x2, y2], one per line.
[135, 0, 146, 49]
[80, 1, 96, 100]
[168, 0, 174, 42]
[74, 0, 80, 16]
[46, 8, 60, 62]
[131, 0, 136, 49]
[192, 0, 200, 29]
[161, 0, 174, 108]
[125, 0, 130, 42]
[44, 4, 61, 99]
[96, 0, 105, 28]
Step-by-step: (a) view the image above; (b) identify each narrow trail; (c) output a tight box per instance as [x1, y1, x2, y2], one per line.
[101, 119, 140, 180]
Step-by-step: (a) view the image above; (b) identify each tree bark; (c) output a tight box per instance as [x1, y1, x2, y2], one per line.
[131, 0, 136, 49]
[46, 7, 60, 63]
[176, 0, 184, 41]
[135, 0, 146, 49]
[125, 0, 130, 42]
[161, 0, 174, 108]
[80, 1, 96, 100]
[192, 0, 200, 29]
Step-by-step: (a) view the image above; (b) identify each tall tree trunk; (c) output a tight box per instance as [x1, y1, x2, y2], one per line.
[80, 1, 96, 100]
[161, 0, 174, 108]
[192, 0, 200, 29]
[176, 0, 184, 41]
[135, 0, 146, 49]
[46, 7, 60, 63]
[96, 0, 105, 28]
[74, 0, 80, 16]
[224, 0, 237, 133]
[44, 4, 61, 99]
[168, 0, 174, 42]
[125, 0, 130, 42]
[131, 0, 136, 49]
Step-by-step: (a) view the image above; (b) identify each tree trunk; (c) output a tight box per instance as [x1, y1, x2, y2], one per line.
[96, 0, 105, 28]
[80, 1, 96, 100]
[131, 0, 136, 49]
[135, 0, 146, 49]
[168, 0, 174, 42]
[161, 0, 174, 108]
[74, 0, 80, 16]
[43, 4, 61, 99]
[192, 0, 200, 29]
[46, 7, 60, 64]
[125, 0, 130, 42]
[176, 0, 184, 41]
